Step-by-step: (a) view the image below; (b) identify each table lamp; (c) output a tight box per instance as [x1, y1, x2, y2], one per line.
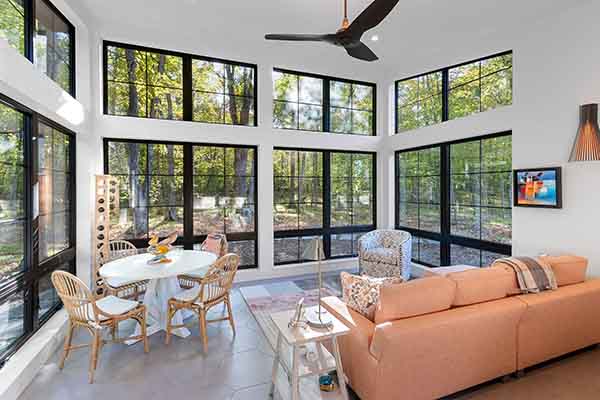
[302, 237, 333, 329]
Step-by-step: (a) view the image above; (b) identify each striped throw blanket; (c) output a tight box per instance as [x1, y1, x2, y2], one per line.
[493, 257, 557, 294]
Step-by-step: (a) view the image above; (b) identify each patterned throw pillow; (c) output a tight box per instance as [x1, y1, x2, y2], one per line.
[340, 272, 403, 321]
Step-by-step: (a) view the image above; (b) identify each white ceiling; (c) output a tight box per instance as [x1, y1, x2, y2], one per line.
[77, 0, 589, 74]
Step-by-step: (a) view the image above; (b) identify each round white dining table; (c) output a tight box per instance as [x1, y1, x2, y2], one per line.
[99, 249, 218, 342]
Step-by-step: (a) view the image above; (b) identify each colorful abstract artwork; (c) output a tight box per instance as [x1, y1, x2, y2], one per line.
[514, 167, 562, 208]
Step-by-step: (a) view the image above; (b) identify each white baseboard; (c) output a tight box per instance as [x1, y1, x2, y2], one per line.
[0, 310, 68, 400]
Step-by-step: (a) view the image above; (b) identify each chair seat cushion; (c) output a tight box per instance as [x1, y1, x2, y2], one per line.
[363, 248, 399, 264]
[105, 276, 144, 288]
[94, 296, 139, 319]
[182, 269, 205, 279]
[174, 287, 211, 306]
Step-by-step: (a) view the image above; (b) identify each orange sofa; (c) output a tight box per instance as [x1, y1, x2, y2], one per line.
[322, 255, 599, 400]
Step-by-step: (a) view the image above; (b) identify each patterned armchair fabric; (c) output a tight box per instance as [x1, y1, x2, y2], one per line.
[358, 230, 412, 280]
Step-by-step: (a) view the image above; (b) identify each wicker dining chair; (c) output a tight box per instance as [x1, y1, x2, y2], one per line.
[103, 240, 149, 299]
[166, 253, 239, 352]
[178, 233, 229, 290]
[51, 270, 149, 384]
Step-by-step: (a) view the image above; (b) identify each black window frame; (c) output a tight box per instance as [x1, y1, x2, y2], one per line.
[0, 92, 77, 369]
[273, 147, 377, 265]
[102, 41, 258, 127]
[394, 50, 512, 134]
[395, 131, 511, 268]
[103, 138, 259, 269]
[273, 68, 377, 136]
[1, 0, 76, 96]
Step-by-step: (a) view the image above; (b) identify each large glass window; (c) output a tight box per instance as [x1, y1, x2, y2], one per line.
[0, 99, 25, 284]
[0, 95, 76, 368]
[395, 52, 512, 133]
[33, 0, 73, 94]
[448, 54, 512, 119]
[0, 0, 25, 54]
[192, 60, 255, 126]
[396, 133, 511, 267]
[396, 72, 443, 132]
[273, 150, 323, 231]
[38, 122, 73, 260]
[0, 0, 74, 95]
[273, 69, 376, 136]
[105, 46, 184, 120]
[105, 139, 258, 268]
[104, 41, 258, 127]
[273, 148, 376, 265]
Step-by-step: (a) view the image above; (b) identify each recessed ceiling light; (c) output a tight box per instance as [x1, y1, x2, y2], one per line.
[371, 35, 379, 42]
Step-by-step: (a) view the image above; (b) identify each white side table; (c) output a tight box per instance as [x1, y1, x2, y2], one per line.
[269, 306, 350, 400]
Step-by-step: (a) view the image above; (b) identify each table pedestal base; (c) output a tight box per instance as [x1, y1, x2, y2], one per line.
[125, 276, 191, 344]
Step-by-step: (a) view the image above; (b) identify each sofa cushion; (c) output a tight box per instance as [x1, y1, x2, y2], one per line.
[341, 272, 402, 321]
[539, 255, 588, 286]
[516, 279, 600, 369]
[362, 248, 399, 264]
[447, 267, 515, 306]
[374, 276, 455, 324]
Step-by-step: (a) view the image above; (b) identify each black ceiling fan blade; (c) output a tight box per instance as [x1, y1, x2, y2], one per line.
[347, 0, 400, 36]
[345, 42, 378, 62]
[265, 34, 336, 43]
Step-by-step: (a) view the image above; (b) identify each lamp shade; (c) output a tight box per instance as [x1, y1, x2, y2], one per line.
[569, 104, 600, 162]
[302, 237, 325, 261]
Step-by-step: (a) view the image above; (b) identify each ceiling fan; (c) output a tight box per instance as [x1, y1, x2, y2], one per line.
[265, 0, 400, 62]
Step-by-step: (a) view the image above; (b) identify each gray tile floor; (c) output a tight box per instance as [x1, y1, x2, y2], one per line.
[18, 289, 284, 400]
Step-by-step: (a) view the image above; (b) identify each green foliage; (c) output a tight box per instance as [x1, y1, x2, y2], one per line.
[397, 72, 443, 132]
[106, 46, 255, 125]
[397, 54, 512, 132]
[0, 0, 25, 54]
[273, 150, 373, 231]
[107, 141, 256, 242]
[273, 72, 373, 135]
[397, 136, 512, 246]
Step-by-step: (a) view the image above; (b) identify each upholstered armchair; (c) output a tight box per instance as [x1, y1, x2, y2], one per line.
[358, 230, 412, 280]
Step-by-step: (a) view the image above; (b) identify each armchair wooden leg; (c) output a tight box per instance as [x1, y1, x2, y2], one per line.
[165, 304, 173, 345]
[59, 321, 75, 370]
[88, 330, 101, 384]
[199, 309, 208, 353]
[226, 295, 236, 336]
[140, 307, 149, 353]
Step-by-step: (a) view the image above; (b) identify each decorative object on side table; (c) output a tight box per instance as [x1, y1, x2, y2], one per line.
[570, 103, 600, 162]
[288, 297, 307, 329]
[147, 232, 177, 264]
[513, 167, 562, 208]
[302, 237, 333, 329]
[269, 308, 351, 400]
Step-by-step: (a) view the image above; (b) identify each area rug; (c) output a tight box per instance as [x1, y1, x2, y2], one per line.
[240, 271, 346, 347]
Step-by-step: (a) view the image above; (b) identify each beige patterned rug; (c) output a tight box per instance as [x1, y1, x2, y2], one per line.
[239, 273, 343, 347]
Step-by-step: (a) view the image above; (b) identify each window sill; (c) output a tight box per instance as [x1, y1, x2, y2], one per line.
[0, 310, 68, 400]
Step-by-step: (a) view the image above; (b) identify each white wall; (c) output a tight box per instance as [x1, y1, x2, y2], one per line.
[379, 1, 600, 275]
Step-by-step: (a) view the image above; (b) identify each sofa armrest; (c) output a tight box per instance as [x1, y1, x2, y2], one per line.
[321, 296, 375, 347]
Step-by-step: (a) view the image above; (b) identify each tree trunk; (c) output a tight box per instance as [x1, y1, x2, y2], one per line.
[312, 152, 319, 202]
[128, 143, 146, 238]
[125, 49, 139, 116]
[225, 65, 239, 125]
[289, 154, 296, 205]
[166, 144, 177, 221]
